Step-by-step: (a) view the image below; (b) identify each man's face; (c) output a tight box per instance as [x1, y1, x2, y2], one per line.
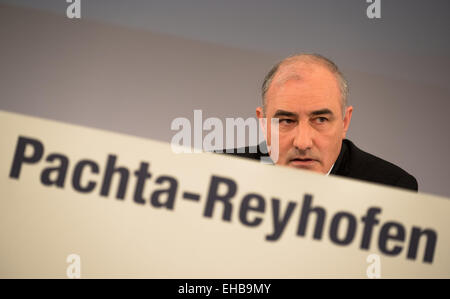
[256, 63, 353, 174]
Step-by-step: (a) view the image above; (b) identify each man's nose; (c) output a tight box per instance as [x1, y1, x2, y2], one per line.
[293, 121, 313, 151]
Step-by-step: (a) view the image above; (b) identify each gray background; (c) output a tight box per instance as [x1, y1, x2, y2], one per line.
[0, 0, 449, 197]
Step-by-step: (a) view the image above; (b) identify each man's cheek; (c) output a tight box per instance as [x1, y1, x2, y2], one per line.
[278, 142, 291, 165]
[266, 126, 273, 146]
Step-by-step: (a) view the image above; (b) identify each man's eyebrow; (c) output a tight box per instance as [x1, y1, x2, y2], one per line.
[310, 108, 333, 116]
[273, 110, 298, 118]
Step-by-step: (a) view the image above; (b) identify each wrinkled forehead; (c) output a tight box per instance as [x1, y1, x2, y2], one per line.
[266, 61, 343, 113]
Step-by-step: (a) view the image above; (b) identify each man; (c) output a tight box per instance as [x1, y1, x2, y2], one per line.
[229, 53, 418, 191]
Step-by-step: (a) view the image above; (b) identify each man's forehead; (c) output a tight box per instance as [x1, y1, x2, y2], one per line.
[267, 80, 341, 107]
[266, 62, 341, 110]
[272, 61, 336, 88]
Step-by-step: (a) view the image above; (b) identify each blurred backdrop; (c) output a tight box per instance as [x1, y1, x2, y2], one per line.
[0, 0, 449, 197]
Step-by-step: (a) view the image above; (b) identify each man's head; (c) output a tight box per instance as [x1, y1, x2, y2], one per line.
[256, 53, 353, 174]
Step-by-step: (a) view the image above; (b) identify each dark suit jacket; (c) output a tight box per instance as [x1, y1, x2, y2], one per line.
[224, 139, 418, 192]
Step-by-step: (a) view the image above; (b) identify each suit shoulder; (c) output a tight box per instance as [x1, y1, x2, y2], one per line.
[343, 140, 418, 191]
[217, 144, 267, 161]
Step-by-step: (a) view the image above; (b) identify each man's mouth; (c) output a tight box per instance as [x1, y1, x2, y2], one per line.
[288, 158, 317, 167]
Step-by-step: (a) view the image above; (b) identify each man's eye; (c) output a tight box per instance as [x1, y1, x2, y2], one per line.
[314, 117, 328, 124]
[279, 119, 295, 124]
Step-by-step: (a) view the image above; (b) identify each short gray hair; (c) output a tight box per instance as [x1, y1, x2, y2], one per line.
[261, 53, 349, 117]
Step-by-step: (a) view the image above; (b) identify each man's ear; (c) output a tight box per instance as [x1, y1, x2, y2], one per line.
[256, 106, 266, 136]
[256, 106, 264, 119]
[342, 105, 353, 138]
